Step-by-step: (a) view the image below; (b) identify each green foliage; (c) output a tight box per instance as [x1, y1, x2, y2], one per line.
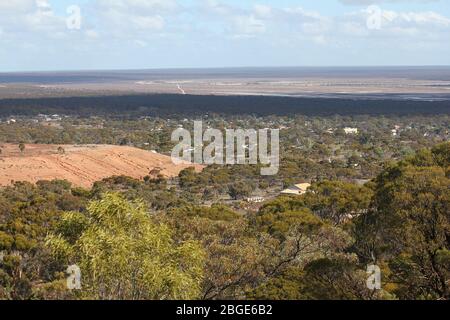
[1, 140, 449, 300]
[0, 180, 88, 299]
[46, 193, 205, 300]
[169, 204, 240, 222]
[354, 142, 450, 299]
[0, 231, 14, 250]
[430, 142, 450, 168]
[299, 256, 374, 300]
[257, 208, 322, 240]
[178, 167, 198, 189]
[303, 181, 373, 225]
[228, 181, 254, 200]
[259, 196, 306, 215]
[249, 267, 305, 300]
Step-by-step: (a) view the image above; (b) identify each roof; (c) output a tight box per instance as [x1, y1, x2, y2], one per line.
[281, 183, 311, 195]
[294, 183, 311, 191]
[281, 189, 302, 195]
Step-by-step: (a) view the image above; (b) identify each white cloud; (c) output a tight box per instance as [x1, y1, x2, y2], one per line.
[232, 15, 266, 36]
[85, 29, 99, 39]
[132, 15, 165, 30]
[0, 0, 36, 13]
[253, 4, 272, 19]
[94, 0, 172, 38]
[0, 1, 447, 44]
[202, 0, 235, 16]
[398, 11, 450, 26]
[0, 0, 64, 35]
[96, 0, 178, 13]
[0, 0, 449, 70]
[282, 7, 326, 21]
[339, 0, 441, 5]
[134, 39, 148, 47]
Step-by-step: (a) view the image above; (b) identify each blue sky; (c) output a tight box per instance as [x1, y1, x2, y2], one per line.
[1, 0, 449, 72]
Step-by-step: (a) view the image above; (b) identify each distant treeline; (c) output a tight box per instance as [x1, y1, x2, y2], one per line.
[0, 94, 449, 117]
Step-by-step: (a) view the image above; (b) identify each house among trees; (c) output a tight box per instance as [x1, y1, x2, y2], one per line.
[246, 196, 265, 203]
[281, 183, 311, 196]
[344, 127, 358, 135]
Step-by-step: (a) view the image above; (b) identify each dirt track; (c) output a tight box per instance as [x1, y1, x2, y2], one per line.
[0, 144, 202, 188]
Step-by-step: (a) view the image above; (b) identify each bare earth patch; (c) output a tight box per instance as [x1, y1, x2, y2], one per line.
[0, 144, 202, 188]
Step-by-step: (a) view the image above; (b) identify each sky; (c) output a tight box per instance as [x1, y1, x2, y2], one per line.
[0, 0, 449, 72]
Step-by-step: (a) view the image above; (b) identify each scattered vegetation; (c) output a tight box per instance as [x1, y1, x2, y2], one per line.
[0, 142, 448, 300]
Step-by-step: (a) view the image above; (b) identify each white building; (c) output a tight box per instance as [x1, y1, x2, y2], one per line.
[246, 197, 265, 203]
[344, 127, 358, 135]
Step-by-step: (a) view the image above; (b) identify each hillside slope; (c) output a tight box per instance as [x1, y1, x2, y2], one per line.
[0, 144, 201, 188]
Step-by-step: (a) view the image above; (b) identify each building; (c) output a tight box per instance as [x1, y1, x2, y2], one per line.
[246, 197, 265, 203]
[344, 127, 358, 135]
[281, 183, 311, 196]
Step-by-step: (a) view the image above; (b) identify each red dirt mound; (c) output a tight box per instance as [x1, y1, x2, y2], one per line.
[0, 144, 202, 188]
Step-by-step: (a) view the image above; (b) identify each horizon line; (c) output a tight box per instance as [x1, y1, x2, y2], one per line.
[2, 65, 450, 75]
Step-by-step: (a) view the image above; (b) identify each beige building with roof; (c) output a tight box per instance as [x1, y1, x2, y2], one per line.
[281, 183, 311, 196]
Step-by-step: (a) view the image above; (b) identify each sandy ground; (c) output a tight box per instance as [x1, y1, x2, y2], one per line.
[1, 77, 450, 99]
[0, 144, 202, 188]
